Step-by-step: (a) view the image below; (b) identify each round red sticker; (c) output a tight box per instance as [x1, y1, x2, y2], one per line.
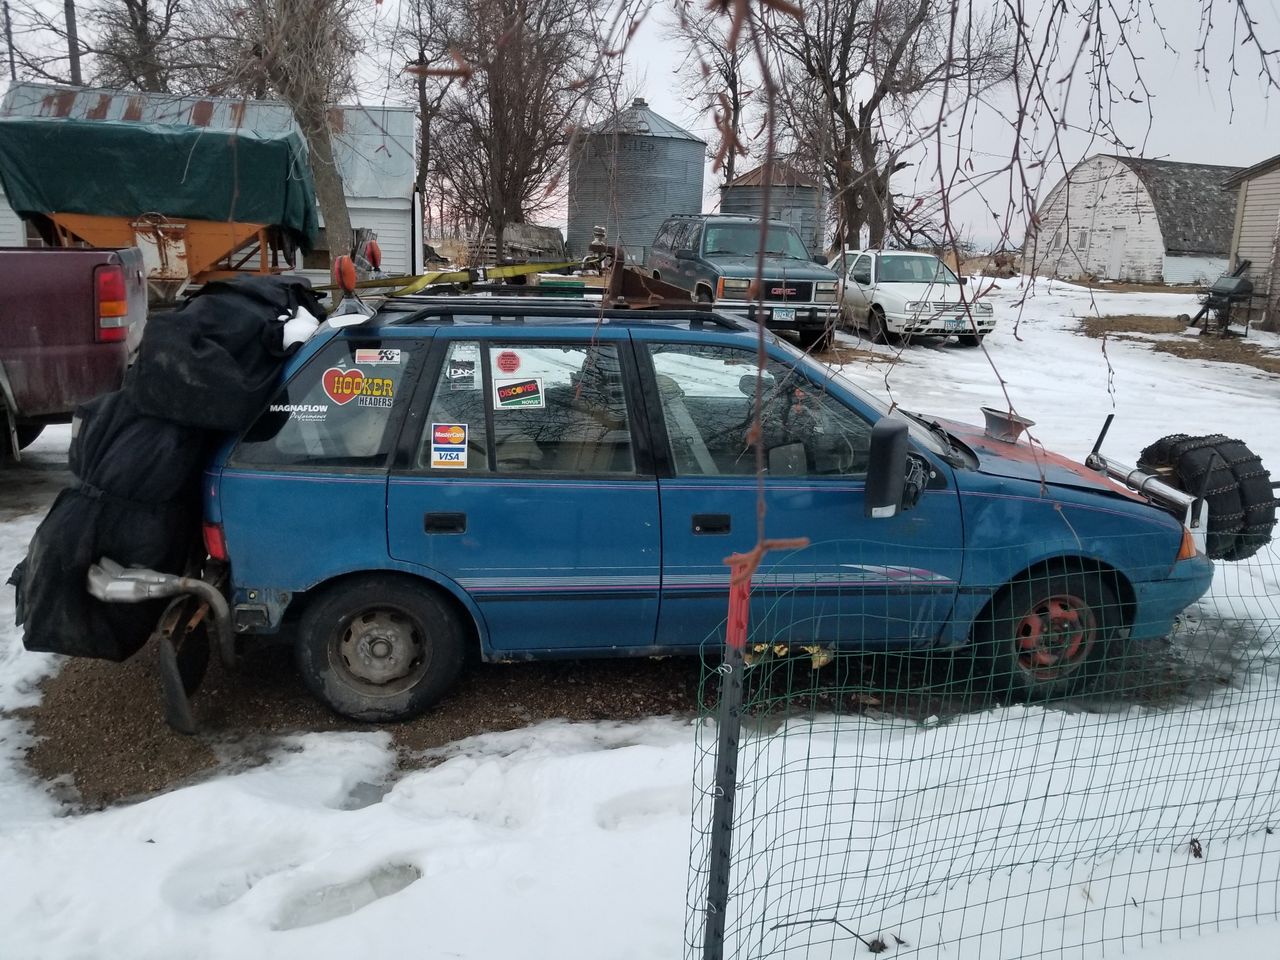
[496, 351, 521, 374]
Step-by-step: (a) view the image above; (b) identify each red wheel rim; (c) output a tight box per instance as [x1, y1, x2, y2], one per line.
[1013, 593, 1097, 681]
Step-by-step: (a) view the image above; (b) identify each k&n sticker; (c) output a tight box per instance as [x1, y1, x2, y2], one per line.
[355, 348, 402, 365]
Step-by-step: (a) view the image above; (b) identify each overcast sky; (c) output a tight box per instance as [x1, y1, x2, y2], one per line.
[619, 0, 1280, 248]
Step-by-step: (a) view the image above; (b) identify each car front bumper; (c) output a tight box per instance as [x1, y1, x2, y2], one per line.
[721, 301, 838, 330]
[889, 310, 997, 337]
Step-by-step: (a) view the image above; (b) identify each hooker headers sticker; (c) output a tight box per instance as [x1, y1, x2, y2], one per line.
[430, 422, 468, 469]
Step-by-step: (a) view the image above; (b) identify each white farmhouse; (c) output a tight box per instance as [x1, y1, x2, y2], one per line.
[1026, 154, 1242, 284]
[0, 82, 419, 279]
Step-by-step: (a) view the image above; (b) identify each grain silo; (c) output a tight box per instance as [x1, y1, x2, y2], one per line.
[566, 97, 705, 264]
[720, 162, 827, 253]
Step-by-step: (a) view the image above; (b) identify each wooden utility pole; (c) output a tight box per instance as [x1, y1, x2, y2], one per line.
[64, 0, 81, 85]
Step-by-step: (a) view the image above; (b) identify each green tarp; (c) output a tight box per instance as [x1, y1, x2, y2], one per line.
[0, 116, 320, 250]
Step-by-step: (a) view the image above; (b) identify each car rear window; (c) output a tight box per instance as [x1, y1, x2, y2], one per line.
[233, 338, 418, 469]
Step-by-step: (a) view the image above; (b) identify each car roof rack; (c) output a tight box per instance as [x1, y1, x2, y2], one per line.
[378, 298, 748, 332]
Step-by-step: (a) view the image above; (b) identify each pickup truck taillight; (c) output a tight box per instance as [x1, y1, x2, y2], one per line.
[94, 264, 129, 343]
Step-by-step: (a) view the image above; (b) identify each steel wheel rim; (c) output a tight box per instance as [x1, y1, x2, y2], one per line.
[329, 605, 430, 697]
[1013, 592, 1097, 682]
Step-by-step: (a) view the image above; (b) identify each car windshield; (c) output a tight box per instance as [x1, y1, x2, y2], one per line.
[878, 255, 958, 284]
[702, 223, 811, 260]
[770, 335, 951, 459]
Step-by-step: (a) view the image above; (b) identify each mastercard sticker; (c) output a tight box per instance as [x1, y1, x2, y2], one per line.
[430, 422, 468, 469]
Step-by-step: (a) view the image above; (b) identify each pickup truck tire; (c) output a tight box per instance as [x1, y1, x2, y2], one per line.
[1137, 434, 1252, 560]
[695, 287, 714, 304]
[296, 575, 466, 722]
[16, 424, 44, 449]
[975, 568, 1118, 701]
[798, 327, 832, 352]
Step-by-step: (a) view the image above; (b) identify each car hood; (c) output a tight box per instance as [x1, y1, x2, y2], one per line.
[934, 417, 1144, 502]
[875, 281, 965, 303]
[711, 255, 839, 281]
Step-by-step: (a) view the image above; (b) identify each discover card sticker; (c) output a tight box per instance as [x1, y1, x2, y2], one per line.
[430, 422, 468, 469]
[493, 377, 544, 409]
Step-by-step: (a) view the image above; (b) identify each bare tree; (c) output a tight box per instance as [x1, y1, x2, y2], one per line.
[424, 0, 609, 256]
[90, 0, 184, 92]
[761, 0, 1015, 250]
[184, 0, 365, 262]
[668, 0, 752, 186]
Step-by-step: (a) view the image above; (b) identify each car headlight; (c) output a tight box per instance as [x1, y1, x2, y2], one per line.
[976, 302, 994, 314]
[719, 278, 751, 299]
[904, 301, 924, 312]
[814, 281, 838, 303]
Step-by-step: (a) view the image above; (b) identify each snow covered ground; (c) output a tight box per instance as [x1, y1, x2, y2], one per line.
[2, 277, 1279, 959]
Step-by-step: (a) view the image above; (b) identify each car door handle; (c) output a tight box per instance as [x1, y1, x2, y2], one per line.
[692, 513, 731, 535]
[424, 512, 466, 534]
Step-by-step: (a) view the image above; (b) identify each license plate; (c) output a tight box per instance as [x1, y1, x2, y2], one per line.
[773, 307, 796, 322]
[946, 317, 967, 331]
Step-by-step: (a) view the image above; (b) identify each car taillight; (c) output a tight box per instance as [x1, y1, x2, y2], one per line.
[1176, 526, 1199, 561]
[95, 264, 129, 343]
[203, 522, 228, 562]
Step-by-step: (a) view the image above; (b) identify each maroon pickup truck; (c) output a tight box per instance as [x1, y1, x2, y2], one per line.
[0, 246, 147, 457]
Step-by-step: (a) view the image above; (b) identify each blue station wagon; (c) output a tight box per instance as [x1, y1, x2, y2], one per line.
[196, 298, 1216, 721]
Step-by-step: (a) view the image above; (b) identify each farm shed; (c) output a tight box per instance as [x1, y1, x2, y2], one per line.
[0, 83, 418, 279]
[1026, 154, 1242, 284]
[719, 162, 827, 253]
[1224, 153, 1280, 331]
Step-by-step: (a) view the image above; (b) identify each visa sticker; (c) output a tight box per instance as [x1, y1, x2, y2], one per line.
[430, 422, 468, 469]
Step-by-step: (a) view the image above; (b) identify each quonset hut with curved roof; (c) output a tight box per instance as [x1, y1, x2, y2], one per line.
[1026, 154, 1243, 284]
[566, 97, 705, 264]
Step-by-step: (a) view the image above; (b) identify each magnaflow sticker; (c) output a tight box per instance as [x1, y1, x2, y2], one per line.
[430, 422, 468, 469]
[269, 403, 329, 423]
[493, 377, 544, 409]
[321, 368, 395, 407]
[355, 348, 402, 365]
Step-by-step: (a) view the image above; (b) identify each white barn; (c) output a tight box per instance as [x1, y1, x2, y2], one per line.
[0, 82, 419, 279]
[1026, 154, 1242, 284]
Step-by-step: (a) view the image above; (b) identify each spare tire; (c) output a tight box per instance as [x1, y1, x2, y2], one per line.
[1209, 438, 1278, 561]
[1138, 434, 1274, 561]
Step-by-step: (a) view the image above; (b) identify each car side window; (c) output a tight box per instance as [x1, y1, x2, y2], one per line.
[647, 343, 873, 477]
[684, 224, 702, 254]
[851, 255, 872, 285]
[419, 340, 638, 475]
[234, 338, 414, 469]
[653, 221, 674, 251]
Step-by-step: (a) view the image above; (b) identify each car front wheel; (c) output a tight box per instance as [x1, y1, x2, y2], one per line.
[973, 568, 1119, 701]
[297, 575, 467, 722]
[869, 307, 899, 346]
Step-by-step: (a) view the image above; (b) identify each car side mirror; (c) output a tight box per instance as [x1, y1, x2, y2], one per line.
[813, 255, 826, 264]
[865, 418, 909, 519]
[958, 275, 968, 286]
[674, 249, 696, 261]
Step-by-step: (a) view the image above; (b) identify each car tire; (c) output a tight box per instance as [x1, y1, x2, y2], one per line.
[869, 307, 898, 345]
[1137, 434, 1250, 560]
[957, 333, 984, 348]
[1212, 439, 1278, 561]
[695, 287, 714, 304]
[974, 567, 1119, 701]
[296, 575, 467, 722]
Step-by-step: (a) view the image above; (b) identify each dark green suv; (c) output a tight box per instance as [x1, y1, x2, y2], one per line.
[645, 213, 841, 350]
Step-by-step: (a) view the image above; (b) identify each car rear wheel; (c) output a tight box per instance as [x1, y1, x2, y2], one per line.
[974, 568, 1119, 701]
[297, 575, 467, 722]
[1137, 434, 1275, 560]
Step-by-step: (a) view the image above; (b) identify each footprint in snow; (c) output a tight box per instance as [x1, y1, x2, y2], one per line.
[595, 786, 688, 830]
[271, 863, 422, 931]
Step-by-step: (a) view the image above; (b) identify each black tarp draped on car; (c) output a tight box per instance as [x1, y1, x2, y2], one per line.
[9, 275, 321, 660]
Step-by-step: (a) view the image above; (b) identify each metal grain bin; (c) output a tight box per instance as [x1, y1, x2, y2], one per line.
[567, 98, 705, 264]
[720, 162, 827, 253]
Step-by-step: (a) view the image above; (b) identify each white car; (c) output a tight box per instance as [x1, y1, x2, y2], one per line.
[826, 250, 995, 346]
